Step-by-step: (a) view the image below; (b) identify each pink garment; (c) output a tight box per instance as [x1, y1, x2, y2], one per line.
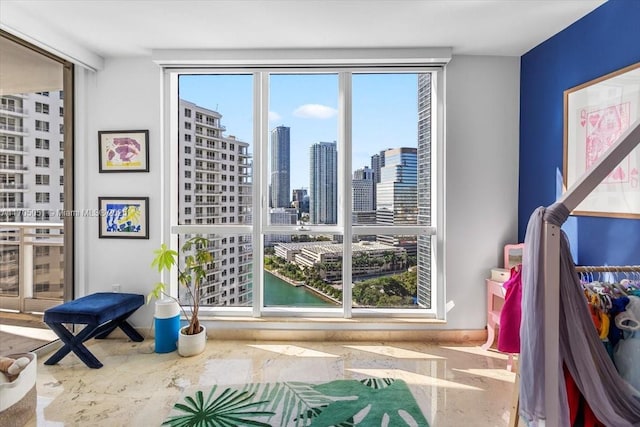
[498, 266, 522, 353]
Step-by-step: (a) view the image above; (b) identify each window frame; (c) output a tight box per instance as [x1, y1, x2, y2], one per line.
[1, 30, 75, 308]
[163, 64, 445, 320]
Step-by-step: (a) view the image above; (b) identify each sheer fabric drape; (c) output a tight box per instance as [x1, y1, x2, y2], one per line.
[519, 205, 640, 426]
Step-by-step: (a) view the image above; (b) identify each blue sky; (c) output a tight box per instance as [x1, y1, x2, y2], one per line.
[179, 73, 418, 189]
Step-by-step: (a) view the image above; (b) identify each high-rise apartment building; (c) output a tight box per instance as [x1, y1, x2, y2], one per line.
[309, 141, 337, 225]
[270, 126, 290, 208]
[416, 73, 432, 308]
[376, 147, 418, 252]
[1, 92, 64, 223]
[178, 99, 252, 307]
[0, 92, 65, 297]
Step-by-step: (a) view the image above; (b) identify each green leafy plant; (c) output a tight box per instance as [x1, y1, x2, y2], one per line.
[149, 236, 212, 335]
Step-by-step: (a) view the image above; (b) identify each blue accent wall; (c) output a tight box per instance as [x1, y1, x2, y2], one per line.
[519, 0, 640, 265]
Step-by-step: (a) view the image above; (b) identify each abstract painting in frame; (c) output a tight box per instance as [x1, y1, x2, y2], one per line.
[98, 130, 149, 172]
[564, 62, 640, 218]
[98, 197, 149, 239]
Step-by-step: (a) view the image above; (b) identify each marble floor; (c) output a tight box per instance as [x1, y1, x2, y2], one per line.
[18, 338, 524, 426]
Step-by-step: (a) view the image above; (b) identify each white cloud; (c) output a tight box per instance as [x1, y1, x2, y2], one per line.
[293, 104, 337, 119]
[268, 111, 282, 121]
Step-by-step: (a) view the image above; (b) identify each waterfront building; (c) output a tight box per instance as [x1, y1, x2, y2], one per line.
[178, 99, 252, 306]
[273, 240, 406, 282]
[309, 141, 337, 225]
[270, 125, 290, 209]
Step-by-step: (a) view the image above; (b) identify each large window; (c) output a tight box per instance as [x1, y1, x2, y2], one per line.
[170, 67, 439, 318]
[0, 30, 73, 311]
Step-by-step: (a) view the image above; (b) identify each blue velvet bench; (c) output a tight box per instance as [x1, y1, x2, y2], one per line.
[43, 292, 145, 368]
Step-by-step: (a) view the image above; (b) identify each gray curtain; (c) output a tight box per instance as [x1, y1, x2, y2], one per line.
[519, 204, 640, 426]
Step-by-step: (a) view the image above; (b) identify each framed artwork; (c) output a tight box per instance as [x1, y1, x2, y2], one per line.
[98, 130, 149, 172]
[98, 197, 149, 239]
[564, 62, 640, 218]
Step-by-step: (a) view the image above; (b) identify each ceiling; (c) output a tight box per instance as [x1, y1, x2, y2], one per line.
[0, 0, 606, 62]
[0, 36, 64, 95]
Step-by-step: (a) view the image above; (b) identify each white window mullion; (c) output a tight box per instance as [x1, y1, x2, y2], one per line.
[166, 71, 180, 297]
[340, 72, 353, 317]
[433, 68, 446, 320]
[253, 71, 269, 316]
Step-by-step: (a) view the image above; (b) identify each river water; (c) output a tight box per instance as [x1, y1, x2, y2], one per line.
[263, 271, 336, 307]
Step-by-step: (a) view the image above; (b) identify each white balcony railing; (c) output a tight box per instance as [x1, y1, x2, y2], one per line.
[0, 222, 64, 312]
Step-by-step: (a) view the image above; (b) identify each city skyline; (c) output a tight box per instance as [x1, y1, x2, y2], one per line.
[179, 73, 419, 190]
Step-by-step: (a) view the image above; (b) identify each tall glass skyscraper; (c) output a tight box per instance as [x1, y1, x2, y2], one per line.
[270, 126, 290, 208]
[376, 147, 418, 253]
[309, 141, 337, 225]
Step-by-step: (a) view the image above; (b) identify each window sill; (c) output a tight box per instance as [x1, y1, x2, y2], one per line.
[196, 316, 484, 343]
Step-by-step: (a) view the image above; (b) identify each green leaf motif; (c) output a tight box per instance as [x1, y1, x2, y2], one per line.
[163, 379, 429, 427]
[162, 386, 275, 427]
[303, 378, 429, 427]
[244, 381, 341, 427]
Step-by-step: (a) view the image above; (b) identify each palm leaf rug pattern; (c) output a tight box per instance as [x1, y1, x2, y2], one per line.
[163, 377, 430, 427]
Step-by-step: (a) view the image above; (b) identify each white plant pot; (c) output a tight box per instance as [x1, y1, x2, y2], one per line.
[177, 324, 207, 357]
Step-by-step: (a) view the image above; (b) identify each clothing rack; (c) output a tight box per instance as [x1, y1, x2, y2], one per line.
[540, 119, 640, 424]
[575, 265, 640, 273]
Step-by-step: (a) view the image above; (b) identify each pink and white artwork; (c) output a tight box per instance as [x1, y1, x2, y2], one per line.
[564, 62, 640, 218]
[582, 102, 636, 186]
[98, 130, 149, 172]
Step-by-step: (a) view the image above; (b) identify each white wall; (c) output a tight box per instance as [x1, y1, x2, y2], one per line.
[74, 55, 520, 330]
[443, 55, 520, 329]
[75, 57, 163, 326]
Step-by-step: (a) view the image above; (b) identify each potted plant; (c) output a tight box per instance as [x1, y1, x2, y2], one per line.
[148, 236, 212, 356]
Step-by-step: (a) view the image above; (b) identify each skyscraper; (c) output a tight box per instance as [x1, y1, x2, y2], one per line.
[376, 147, 418, 251]
[416, 73, 432, 308]
[309, 141, 337, 225]
[270, 126, 290, 208]
[352, 166, 375, 212]
[370, 150, 386, 210]
[291, 188, 309, 217]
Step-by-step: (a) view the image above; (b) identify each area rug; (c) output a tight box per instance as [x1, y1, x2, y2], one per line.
[163, 377, 430, 426]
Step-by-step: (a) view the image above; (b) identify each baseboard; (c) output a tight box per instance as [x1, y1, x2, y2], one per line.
[128, 325, 485, 343]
